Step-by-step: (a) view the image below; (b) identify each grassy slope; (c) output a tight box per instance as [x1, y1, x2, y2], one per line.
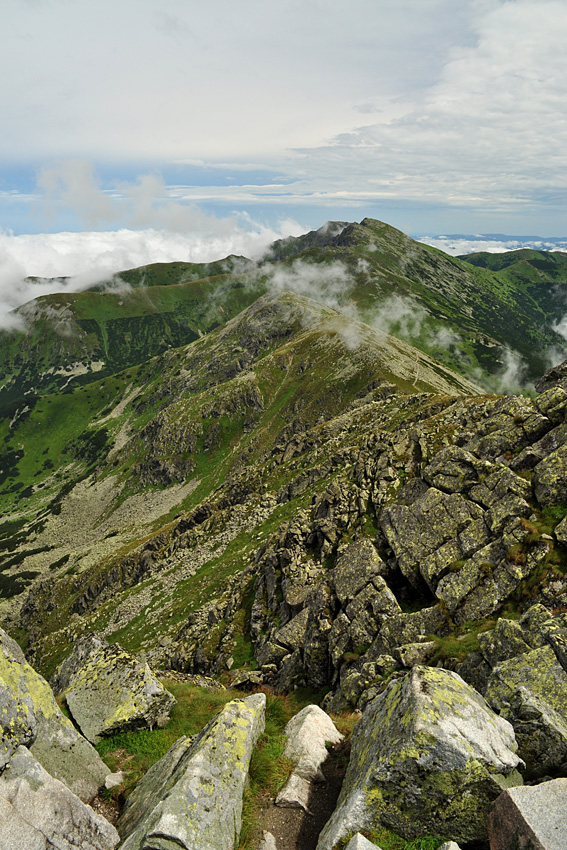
[0, 290, 481, 670]
[267, 219, 567, 383]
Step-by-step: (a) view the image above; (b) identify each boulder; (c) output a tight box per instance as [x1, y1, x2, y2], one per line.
[477, 618, 531, 668]
[331, 539, 385, 604]
[316, 667, 523, 849]
[485, 645, 567, 775]
[488, 778, 567, 850]
[275, 704, 343, 810]
[380, 488, 484, 588]
[344, 835, 383, 850]
[117, 693, 266, 850]
[0, 628, 110, 802]
[533, 444, 567, 506]
[423, 445, 488, 494]
[56, 635, 176, 743]
[259, 832, 278, 850]
[0, 745, 119, 850]
[518, 604, 554, 648]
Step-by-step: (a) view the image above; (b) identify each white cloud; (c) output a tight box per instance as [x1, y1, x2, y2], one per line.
[0, 219, 306, 329]
[287, 0, 567, 217]
[418, 236, 567, 256]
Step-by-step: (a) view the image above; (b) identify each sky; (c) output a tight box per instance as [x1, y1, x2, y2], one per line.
[1, 0, 566, 298]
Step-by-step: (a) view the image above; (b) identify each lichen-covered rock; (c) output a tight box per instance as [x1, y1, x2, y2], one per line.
[533, 444, 567, 505]
[331, 539, 385, 604]
[423, 445, 488, 494]
[485, 645, 567, 774]
[435, 538, 544, 626]
[488, 778, 567, 850]
[50, 632, 107, 695]
[57, 635, 176, 743]
[518, 603, 554, 648]
[275, 704, 343, 810]
[380, 488, 484, 588]
[393, 640, 437, 668]
[0, 745, 119, 850]
[477, 618, 531, 668]
[117, 693, 266, 850]
[0, 628, 109, 802]
[316, 666, 523, 849]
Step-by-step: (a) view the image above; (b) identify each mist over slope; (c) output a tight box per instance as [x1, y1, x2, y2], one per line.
[1, 218, 567, 418]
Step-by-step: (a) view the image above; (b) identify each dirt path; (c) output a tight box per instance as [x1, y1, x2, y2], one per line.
[257, 742, 347, 850]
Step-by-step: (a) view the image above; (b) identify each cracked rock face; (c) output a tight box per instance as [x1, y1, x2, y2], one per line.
[317, 666, 523, 849]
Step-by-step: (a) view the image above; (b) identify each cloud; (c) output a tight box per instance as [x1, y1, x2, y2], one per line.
[418, 236, 567, 256]
[492, 347, 532, 394]
[287, 0, 567, 219]
[0, 219, 306, 329]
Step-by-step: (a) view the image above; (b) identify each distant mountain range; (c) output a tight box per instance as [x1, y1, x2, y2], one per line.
[417, 233, 567, 255]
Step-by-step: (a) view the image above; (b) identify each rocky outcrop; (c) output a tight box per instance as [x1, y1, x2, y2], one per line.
[485, 644, 567, 776]
[53, 634, 176, 744]
[317, 666, 523, 849]
[0, 628, 110, 802]
[488, 778, 567, 850]
[0, 745, 119, 850]
[275, 704, 343, 810]
[117, 693, 266, 850]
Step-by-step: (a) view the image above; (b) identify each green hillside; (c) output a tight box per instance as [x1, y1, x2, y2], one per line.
[2, 219, 567, 418]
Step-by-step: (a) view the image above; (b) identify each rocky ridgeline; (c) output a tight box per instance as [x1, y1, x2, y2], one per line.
[141, 367, 567, 722]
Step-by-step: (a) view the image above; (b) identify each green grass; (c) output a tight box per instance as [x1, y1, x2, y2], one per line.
[95, 681, 245, 794]
[350, 831, 444, 850]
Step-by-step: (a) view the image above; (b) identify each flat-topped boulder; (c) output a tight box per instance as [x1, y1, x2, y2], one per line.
[0, 628, 110, 802]
[117, 693, 266, 850]
[53, 634, 176, 744]
[317, 666, 523, 849]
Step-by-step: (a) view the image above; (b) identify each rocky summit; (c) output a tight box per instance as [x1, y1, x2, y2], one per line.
[2, 218, 567, 849]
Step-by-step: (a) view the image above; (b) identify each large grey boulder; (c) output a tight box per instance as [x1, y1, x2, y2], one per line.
[117, 693, 266, 850]
[0, 745, 119, 850]
[0, 628, 110, 802]
[316, 667, 523, 849]
[485, 645, 567, 775]
[275, 704, 343, 810]
[488, 778, 567, 850]
[55, 634, 176, 743]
